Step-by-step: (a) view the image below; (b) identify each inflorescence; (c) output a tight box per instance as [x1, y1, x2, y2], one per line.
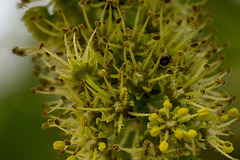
[14, 0, 239, 159]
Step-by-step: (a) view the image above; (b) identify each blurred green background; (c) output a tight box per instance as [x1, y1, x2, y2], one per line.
[0, 0, 240, 159]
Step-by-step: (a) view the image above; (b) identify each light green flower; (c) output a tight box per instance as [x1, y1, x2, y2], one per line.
[14, 0, 239, 159]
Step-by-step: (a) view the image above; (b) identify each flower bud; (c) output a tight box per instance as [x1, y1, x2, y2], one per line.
[197, 108, 209, 117]
[163, 100, 172, 110]
[159, 141, 169, 153]
[53, 141, 65, 150]
[227, 108, 239, 118]
[174, 129, 183, 140]
[98, 142, 107, 152]
[150, 127, 161, 137]
[187, 130, 197, 139]
[177, 108, 189, 116]
[219, 114, 229, 122]
[148, 113, 159, 122]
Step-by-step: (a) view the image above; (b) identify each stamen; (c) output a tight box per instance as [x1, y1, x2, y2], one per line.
[128, 112, 151, 117]
[119, 72, 124, 100]
[90, 1, 105, 8]
[174, 23, 206, 52]
[164, 130, 169, 141]
[216, 133, 230, 137]
[116, 7, 126, 33]
[85, 75, 111, 99]
[107, 43, 123, 49]
[77, 107, 113, 112]
[58, 8, 69, 26]
[33, 21, 62, 37]
[184, 47, 198, 57]
[101, 45, 108, 68]
[73, 32, 81, 61]
[66, 85, 84, 104]
[217, 118, 238, 130]
[92, 97, 99, 108]
[166, 28, 187, 49]
[107, 5, 113, 35]
[191, 139, 196, 155]
[189, 102, 216, 112]
[38, 74, 58, 83]
[79, 27, 88, 41]
[202, 94, 231, 101]
[149, 74, 170, 82]
[100, 3, 108, 33]
[103, 76, 117, 99]
[177, 113, 198, 123]
[54, 124, 83, 138]
[180, 93, 201, 103]
[128, 47, 137, 68]
[159, 6, 163, 35]
[100, 113, 116, 122]
[205, 83, 222, 92]
[137, 16, 150, 43]
[41, 57, 66, 75]
[41, 46, 70, 68]
[123, 47, 128, 68]
[64, 33, 74, 61]
[42, 18, 62, 31]
[84, 86, 91, 102]
[80, 5, 93, 31]
[119, 147, 145, 154]
[76, 40, 83, 56]
[49, 107, 75, 112]
[109, 24, 120, 41]
[48, 101, 64, 113]
[132, 4, 142, 39]
[183, 59, 208, 89]
[123, 91, 128, 106]
[92, 147, 97, 160]
[142, 41, 158, 71]
[35, 90, 66, 95]
[83, 27, 98, 63]
[208, 140, 235, 160]
[200, 72, 228, 86]
[118, 113, 123, 134]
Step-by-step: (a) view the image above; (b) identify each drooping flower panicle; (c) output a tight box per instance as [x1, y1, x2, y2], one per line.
[14, 0, 239, 159]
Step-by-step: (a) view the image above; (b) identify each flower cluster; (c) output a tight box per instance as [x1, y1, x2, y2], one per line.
[14, 0, 239, 159]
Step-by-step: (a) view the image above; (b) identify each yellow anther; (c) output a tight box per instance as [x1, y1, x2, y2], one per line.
[163, 99, 172, 110]
[66, 155, 76, 160]
[150, 127, 161, 137]
[174, 129, 183, 140]
[219, 114, 229, 122]
[187, 130, 197, 139]
[227, 108, 239, 118]
[197, 108, 209, 117]
[222, 142, 234, 153]
[159, 141, 169, 153]
[148, 113, 159, 122]
[98, 142, 107, 152]
[53, 141, 65, 150]
[177, 108, 189, 116]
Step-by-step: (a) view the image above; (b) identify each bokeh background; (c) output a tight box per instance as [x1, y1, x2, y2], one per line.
[0, 0, 239, 159]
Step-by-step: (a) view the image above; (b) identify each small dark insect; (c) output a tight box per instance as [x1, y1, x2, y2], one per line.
[160, 56, 171, 66]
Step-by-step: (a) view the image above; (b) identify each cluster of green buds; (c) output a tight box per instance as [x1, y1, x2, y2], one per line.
[14, 0, 239, 159]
